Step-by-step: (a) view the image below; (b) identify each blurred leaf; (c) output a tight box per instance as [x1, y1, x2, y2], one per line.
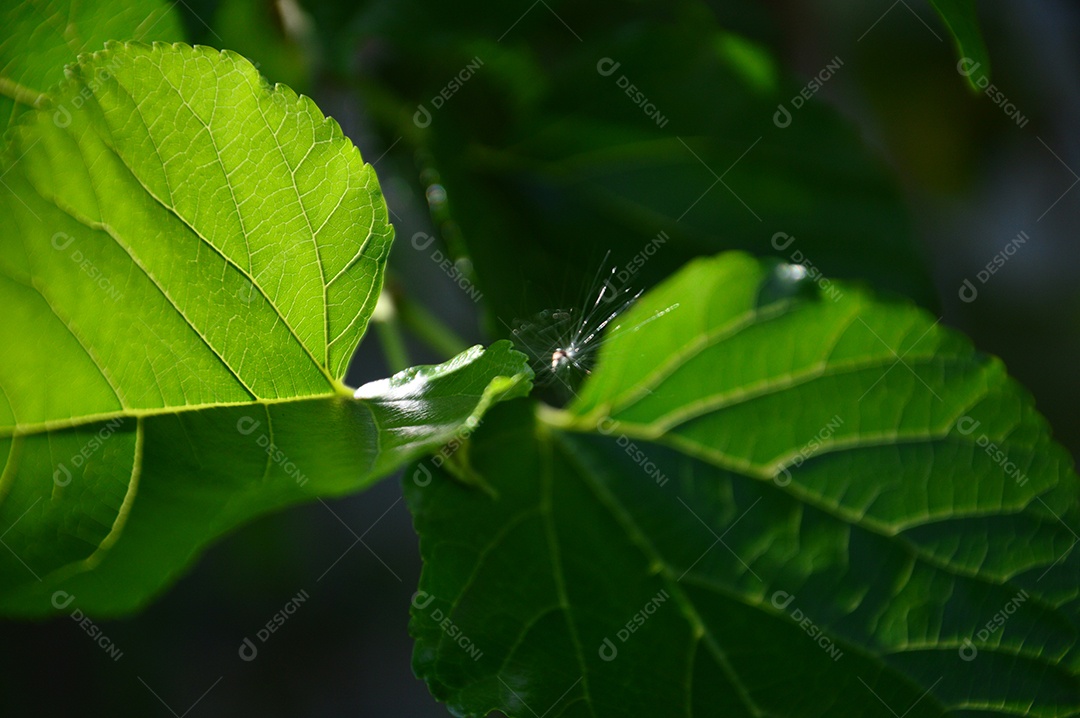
[311, 0, 935, 323]
[408, 252, 1079, 717]
[211, 0, 318, 90]
[0, 0, 183, 128]
[929, 0, 991, 89]
[0, 43, 531, 616]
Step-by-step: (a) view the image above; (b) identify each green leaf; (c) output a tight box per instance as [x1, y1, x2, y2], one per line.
[929, 0, 991, 89]
[0, 0, 184, 128]
[0, 42, 532, 617]
[407, 253, 1079, 717]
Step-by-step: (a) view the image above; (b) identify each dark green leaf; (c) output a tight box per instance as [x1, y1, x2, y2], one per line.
[408, 252, 1079, 717]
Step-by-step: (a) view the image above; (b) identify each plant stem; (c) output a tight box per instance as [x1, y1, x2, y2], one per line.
[395, 293, 471, 360]
[374, 321, 409, 373]
[371, 292, 410, 373]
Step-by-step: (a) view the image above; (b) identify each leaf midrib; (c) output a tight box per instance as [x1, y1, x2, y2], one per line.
[96, 83, 339, 387]
[0, 390, 351, 439]
[540, 425, 599, 718]
[576, 291, 798, 417]
[550, 415, 1054, 587]
[7, 134, 346, 409]
[661, 349, 966, 435]
[551, 430, 772, 718]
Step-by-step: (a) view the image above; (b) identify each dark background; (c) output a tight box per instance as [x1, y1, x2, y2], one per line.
[2, 1, 1077, 715]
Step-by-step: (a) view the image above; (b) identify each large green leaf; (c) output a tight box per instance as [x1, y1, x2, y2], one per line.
[929, 0, 991, 89]
[407, 253, 1079, 717]
[0, 42, 531, 617]
[0, 0, 183, 128]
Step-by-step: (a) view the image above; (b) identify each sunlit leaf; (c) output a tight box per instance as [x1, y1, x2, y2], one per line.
[0, 43, 531, 616]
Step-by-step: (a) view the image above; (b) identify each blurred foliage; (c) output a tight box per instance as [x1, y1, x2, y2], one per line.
[929, 0, 992, 88]
[0, 0, 183, 128]
[292, 0, 936, 325]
